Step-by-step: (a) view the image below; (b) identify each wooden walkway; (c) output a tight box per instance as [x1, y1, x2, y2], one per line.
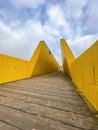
[0, 73, 98, 130]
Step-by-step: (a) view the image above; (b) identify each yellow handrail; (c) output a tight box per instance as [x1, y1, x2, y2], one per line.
[0, 41, 60, 84]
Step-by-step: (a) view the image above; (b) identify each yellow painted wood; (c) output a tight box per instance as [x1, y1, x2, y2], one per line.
[31, 41, 60, 76]
[0, 41, 60, 84]
[71, 40, 98, 111]
[60, 39, 75, 79]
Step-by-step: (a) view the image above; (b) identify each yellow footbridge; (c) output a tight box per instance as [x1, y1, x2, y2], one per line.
[0, 39, 98, 130]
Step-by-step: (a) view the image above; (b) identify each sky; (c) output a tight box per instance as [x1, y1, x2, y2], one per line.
[0, 0, 98, 64]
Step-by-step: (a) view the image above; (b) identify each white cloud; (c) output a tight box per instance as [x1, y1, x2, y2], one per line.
[47, 5, 66, 27]
[46, 4, 73, 38]
[0, 21, 35, 59]
[63, 0, 88, 39]
[10, 0, 45, 9]
[0, 19, 60, 62]
[85, 0, 98, 32]
[67, 33, 98, 57]
[65, 0, 87, 19]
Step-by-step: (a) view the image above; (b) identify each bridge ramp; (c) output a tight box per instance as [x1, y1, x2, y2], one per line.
[0, 73, 98, 130]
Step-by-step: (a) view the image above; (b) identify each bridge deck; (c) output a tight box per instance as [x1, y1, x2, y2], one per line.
[0, 73, 98, 130]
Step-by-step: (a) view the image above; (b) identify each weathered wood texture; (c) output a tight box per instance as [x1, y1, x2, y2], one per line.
[0, 73, 98, 130]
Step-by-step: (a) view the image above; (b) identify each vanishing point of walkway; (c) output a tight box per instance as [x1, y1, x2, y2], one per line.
[0, 73, 98, 130]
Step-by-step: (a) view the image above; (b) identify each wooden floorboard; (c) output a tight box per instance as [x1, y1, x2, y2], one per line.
[0, 72, 98, 130]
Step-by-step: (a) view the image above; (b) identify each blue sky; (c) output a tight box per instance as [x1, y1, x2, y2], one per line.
[0, 0, 98, 64]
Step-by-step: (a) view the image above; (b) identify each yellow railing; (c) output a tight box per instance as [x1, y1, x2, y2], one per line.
[71, 41, 98, 111]
[60, 39, 75, 79]
[61, 39, 98, 112]
[0, 41, 60, 84]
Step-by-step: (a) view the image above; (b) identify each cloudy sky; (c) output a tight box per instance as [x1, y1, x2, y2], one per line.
[0, 0, 98, 64]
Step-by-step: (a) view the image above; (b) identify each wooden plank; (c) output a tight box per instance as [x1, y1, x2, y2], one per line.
[0, 105, 81, 130]
[0, 92, 93, 116]
[0, 73, 98, 130]
[0, 121, 20, 130]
